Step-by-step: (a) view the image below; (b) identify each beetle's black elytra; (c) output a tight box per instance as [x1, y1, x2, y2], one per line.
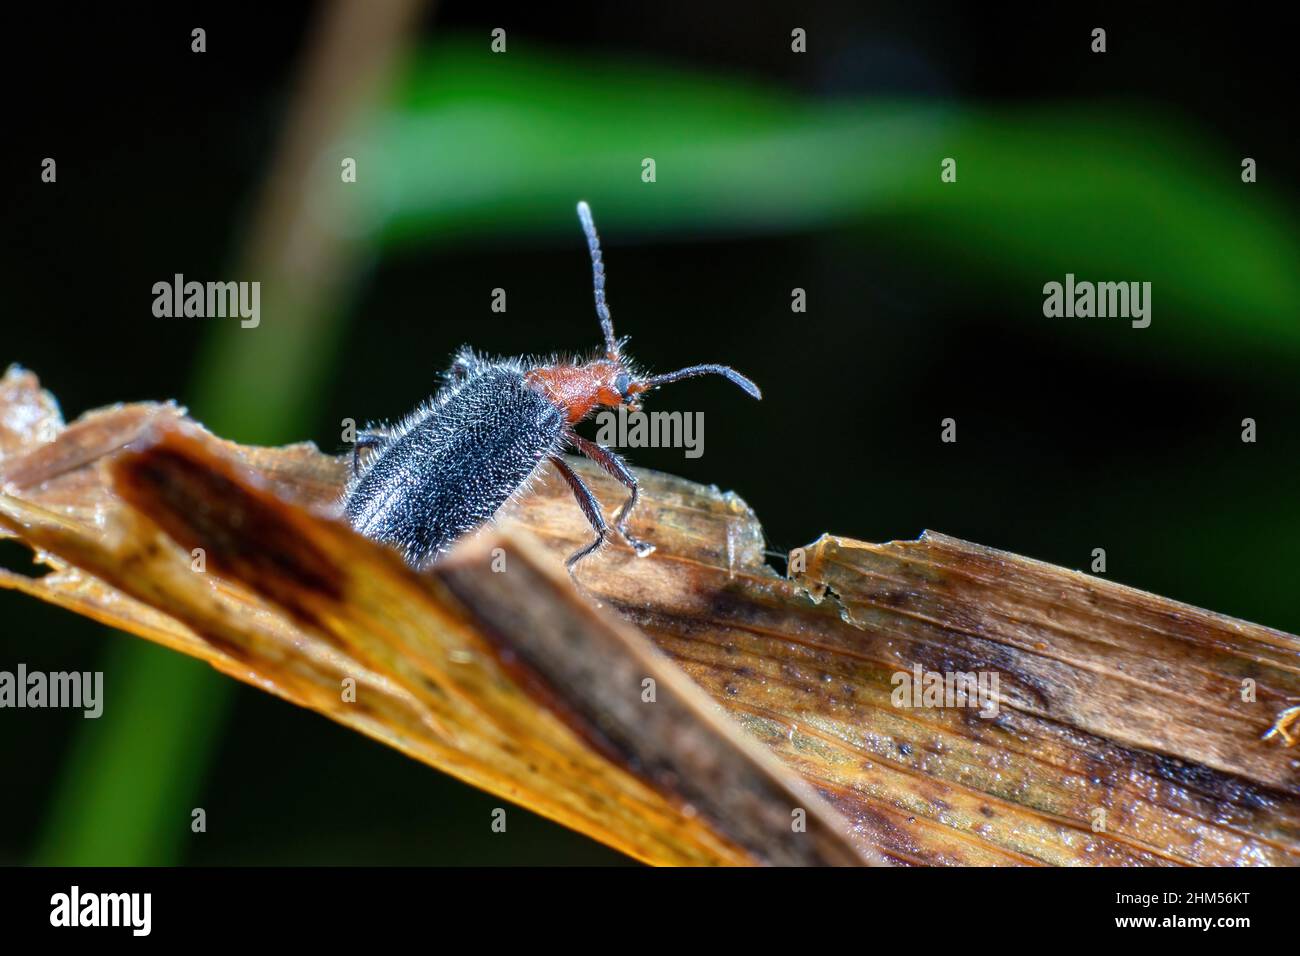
[343, 201, 761, 570]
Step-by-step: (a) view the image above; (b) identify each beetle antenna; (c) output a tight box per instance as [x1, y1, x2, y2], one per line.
[642, 364, 762, 399]
[577, 201, 619, 359]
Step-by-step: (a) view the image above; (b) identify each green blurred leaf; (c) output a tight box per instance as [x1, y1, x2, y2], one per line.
[324, 38, 1299, 363]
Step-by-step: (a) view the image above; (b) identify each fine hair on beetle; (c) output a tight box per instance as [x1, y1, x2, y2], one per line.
[343, 201, 761, 571]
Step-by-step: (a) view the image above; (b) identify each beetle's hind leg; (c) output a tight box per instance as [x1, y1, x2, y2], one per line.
[351, 430, 389, 477]
[568, 434, 655, 557]
[550, 456, 610, 568]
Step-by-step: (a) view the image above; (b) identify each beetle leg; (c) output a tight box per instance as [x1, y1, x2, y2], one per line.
[351, 431, 388, 477]
[550, 456, 609, 568]
[567, 434, 655, 557]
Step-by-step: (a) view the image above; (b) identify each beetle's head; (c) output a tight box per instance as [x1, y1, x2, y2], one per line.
[537, 201, 760, 423]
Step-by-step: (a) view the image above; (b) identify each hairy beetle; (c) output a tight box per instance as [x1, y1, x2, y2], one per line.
[343, 201, 761, 570]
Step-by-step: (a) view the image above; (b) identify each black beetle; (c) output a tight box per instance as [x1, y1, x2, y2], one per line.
[343, 201, 761, 570]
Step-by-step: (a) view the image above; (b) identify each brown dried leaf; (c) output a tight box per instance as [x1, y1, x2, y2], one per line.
[2, 365, 1298, 866]
[0, 367, 871, 866]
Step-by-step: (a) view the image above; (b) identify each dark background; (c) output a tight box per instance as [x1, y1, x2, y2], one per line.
[1, 2, 1296, 864]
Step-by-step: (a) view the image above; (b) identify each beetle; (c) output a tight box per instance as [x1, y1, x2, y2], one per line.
[343, 201, 761, 570]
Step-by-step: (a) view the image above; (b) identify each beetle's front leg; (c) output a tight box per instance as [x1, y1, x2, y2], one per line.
[567, 433, 655, 557]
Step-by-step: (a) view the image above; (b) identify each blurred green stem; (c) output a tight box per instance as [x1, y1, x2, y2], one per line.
[33, 0, 425, 865]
